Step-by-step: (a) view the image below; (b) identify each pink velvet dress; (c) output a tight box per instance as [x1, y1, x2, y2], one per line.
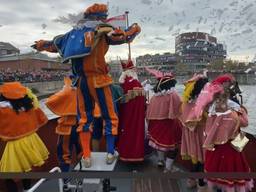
[179, 101, 206, 164]
[204, 108, 253, 192]
[146, 90, 182, 151]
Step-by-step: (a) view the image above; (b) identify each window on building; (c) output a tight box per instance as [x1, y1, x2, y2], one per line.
[1, 49, 8, 55]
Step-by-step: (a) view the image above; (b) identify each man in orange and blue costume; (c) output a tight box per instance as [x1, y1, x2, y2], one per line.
[32, 3, 141, 167]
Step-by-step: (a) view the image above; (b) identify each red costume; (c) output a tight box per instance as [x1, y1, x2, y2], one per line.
[146, 86, 182, 152]
[117, 60, 145, 162]
[144, 68, 182, 171]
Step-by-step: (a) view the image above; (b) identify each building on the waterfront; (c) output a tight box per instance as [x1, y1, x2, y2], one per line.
[0, 42, 20, 56]
[0, 52, 69, 71]
[175, 32, 226, 72]
[135, 52, 178, 80]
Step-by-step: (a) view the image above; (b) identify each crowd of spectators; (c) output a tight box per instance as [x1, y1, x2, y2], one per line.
[0, 69, 69, 83]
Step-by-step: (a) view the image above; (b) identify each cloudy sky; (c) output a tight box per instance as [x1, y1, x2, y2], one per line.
[0, 0, 256, 62]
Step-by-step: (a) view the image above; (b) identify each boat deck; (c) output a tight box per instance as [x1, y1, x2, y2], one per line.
[1, 118, 256, 192]
[32, 153, 198, 192]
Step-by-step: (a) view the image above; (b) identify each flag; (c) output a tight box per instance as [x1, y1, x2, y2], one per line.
[106, 14, 126, 30]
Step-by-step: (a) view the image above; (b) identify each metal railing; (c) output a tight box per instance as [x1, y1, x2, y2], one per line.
[27, 167, 63, 192]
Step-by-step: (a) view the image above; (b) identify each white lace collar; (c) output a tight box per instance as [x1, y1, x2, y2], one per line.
[214, 110, 232, 116]
[208, 99, 240, 116]
[154, 88, 175, 96]
[227, 99, 241, 112]
[0, 101, 12, 108]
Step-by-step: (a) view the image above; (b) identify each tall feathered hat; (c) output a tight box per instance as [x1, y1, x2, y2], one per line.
[212, 73, 235, 85]
[144, 67, 175, 92]
[194, 73, 236, 118]
[144, 67, 174, 80]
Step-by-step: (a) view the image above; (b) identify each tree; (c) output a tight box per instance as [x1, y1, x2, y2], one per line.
[175, 63, 189, 75]
[208, 59, 225, 71]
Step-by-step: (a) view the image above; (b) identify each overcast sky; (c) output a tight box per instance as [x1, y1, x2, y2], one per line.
[0, 0, 256, 62]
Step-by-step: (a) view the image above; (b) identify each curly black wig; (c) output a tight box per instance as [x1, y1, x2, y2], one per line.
[0, 95, 34, 113]
[153, 77, 177, 93]
[189, 77, 208, 101]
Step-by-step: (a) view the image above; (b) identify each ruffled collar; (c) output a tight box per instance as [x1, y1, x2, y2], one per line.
[0, 101, 12, 108]
[208, 99, 240, 116]
[0, 101, 27, 111]
[154, 88, 175, 96]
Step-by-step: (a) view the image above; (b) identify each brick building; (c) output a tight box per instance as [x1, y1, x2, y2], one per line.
[0, 52, 70, 71]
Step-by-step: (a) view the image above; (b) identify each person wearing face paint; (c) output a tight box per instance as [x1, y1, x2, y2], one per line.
[179, 74, 209, 191]
[145, 68, 182, 171]
[196, 75, 253, 192]
[0, 82, 49, 192]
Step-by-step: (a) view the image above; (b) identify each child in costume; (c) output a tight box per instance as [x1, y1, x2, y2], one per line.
[45, 77, 81, 191]
[198, 75, 253, 192]
[145, 68, 182, 171]
[179, 74, 209, 191]
[32, 3, 141, 167]
[0, 82, 49, 192]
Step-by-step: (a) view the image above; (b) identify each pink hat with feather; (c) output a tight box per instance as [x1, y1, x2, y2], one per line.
[194, 73, 236, 119]
[144, 67, 174, 80]
[212, 73, 235, 85]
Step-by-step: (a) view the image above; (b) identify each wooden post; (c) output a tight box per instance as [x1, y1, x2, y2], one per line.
[125, 11, 131, 60]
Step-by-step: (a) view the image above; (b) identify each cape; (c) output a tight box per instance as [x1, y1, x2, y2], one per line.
[45, 86, 77, 116]
[118, 77, 145, 161]
[53, 23, 113, 63]
[146, 90, 182, 120]
[0, 103, 48, 140]
[203, 109, 248, 150]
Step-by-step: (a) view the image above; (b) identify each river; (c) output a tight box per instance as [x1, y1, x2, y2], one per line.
[175, 84, 256, 136]
[40, 84, 256, 136]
